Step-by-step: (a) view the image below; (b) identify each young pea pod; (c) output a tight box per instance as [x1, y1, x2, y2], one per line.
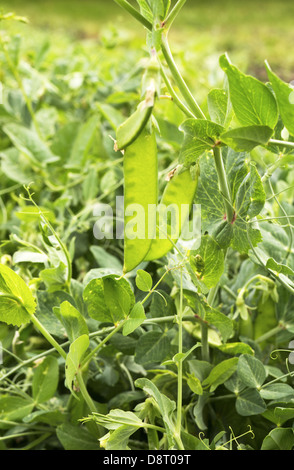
[116, 54, 160, 152]
[144, 164, 199, 262]
[123, 126, 158, 274]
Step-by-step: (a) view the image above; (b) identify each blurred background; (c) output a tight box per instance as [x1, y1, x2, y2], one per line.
[2, 0, 294, 81]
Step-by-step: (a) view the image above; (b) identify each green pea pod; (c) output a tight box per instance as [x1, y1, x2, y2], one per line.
[123, 127, 158, 274]
[144, 164, 199, 262]
[116, 54, 160, 152]
[116, 100, 154, 151]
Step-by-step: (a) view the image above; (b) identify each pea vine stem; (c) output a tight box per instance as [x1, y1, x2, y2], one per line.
[161, 34, 206, 120]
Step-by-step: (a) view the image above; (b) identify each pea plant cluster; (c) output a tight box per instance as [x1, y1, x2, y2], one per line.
[0, 0, 294, 451]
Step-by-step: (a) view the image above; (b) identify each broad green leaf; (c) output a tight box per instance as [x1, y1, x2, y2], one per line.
[90, 246, 122, 271]
[3, 123, 59, 166]
[135, 377, 176, 446]
[266, 61, 294, 136]
[0, 263, 36, 326]
[135, 330, 170, 365]
[123, 302, 146, 336]
[179, 119, 224, 166]
[83, 274, 134, 324]
[221, 125, 273, 152]
[219, 53, 278, 129]
[236, 389, 267, 416]
[56, 423, 100, 450]
[104, 425, 138, 450]
[232, 163, 266, 253]
[92, 409, 143, 430]
[237, 354, 266, 389]
[202, 357, 238, 392]
[0, 148, 34, 184]
[0, 396, 34, 428]
[265, 258, 294, 276]
[207, 88, 232, 127]
[190, 235, 225, 290]
[23, 409, 66, 426]
[186, 373, 203, 395]
[261, 428, 294, 451]
[56, 301, 88, 342]
[39, 261, 68, 293]
[260, 383, 294, 401]
[205, 307, 234, 343]
[36, 290, 71, 339]
[217, 342, 254, 356]
[32, 356, 59, 404]
[135, 269, 152, 292]
[262, 407, 294, 427]
[196, 149, 247, 244]
[65, 334, 89, 396]
[65, 115, 98, 169]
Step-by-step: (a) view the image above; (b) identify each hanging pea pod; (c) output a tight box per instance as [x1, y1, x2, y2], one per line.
[123, 126, 158, 274]
[116, 53, 161, 152]
[144, 164, 199, 262]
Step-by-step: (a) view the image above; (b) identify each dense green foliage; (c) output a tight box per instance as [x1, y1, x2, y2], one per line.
[0, 1, 294, 451]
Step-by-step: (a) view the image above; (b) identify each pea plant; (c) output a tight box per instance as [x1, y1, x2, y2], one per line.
[1, 0, 294, 451]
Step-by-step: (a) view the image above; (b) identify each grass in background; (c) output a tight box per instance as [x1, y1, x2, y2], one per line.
[2, 0, 294, 80]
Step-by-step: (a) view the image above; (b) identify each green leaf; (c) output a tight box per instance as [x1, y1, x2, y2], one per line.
[135, 269, 152, 292]
[262, 407, 294, 427]
[135, 330, 170, 365]
[190, 235, 225, 290]
[3, 123, 59, 166]
[207, 88, 232, 127]
[0, 263, 36, 326]
[123, 302, 146, 336]
[179, 119, 224, 166]
[232, 163, 266, 253]
[265, 257, 294, 276]
[221, 125, 273, 152]
[202, 357, 238, 392]
[216, 342, 254, 356]
[65, 334, 89, 396]
[261, 428, 294, 450]
[236, 389, 267, 416]
[65, 115, 98, 169]
[32, 356, 59, 404]
[260, 383, 294, 401]
[39, 261, 68, 293]
[104, 425, 138, 450]
[83, 274, 134, 324]
[56, 301, 88, 343]
[135, 377, 176, 446]
[219, 53, 278, 128]
[0, 396, 34, 428]
[56, 423, 100, 450]
[265, 61, 294, 136]
[186, 373, 203, 395]
[237, 354, 266, 389]
[205, 307, 234, 343]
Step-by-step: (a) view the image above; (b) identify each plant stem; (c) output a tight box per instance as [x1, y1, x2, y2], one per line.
[268, 138, 294, 150]
[163, 0, 187, 31]
[160, 64, 196, 118]
[213, 147, 234, 222]
[76, 370, 97, 413]
[30, 314, 67, 360]
[81, 318, 128, 368]
[255, 324, 285, 344]
[113, 0, 152, 30]
[176, 269, 183, 441]
[161, 34, 206, 120]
